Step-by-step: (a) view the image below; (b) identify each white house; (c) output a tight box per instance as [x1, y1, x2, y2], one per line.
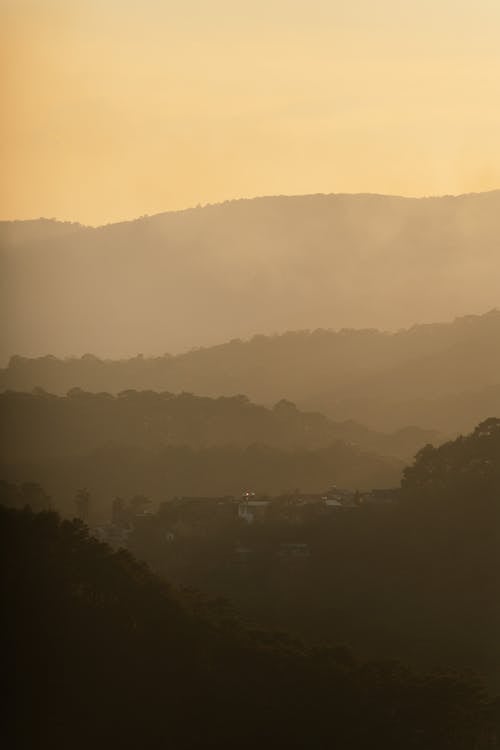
[238, 492, 271, 524]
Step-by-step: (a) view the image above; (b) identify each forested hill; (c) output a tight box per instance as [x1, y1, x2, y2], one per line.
[3, 309, 499, 433]
[0, 389, 436, 460]
[2, 506, 496, 749]
[2, 190, 499, 364]
[0, 390, 405, 513]
[402, 416, 500, 502]
[121, 418, 499, 691]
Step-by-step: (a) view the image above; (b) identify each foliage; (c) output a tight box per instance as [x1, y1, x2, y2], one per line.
[1, 504, 497, 749]
[0, 390, 403, 514]
[2, 308, 499, 433]
[125, 420, 500, 691]
[402, 417, 500, 501]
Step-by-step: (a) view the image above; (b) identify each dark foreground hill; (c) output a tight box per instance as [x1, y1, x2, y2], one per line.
[0, 390, 404, 516]
[1, 505, 498, 749]
[3, 309, 499, 433]
[1, 190, 499, 364]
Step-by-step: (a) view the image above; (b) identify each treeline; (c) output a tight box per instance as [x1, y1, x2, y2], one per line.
[0, 390, 404, 515]
[0, 442, 401, 520]
[2, 310, 499, 433]
[402, 416, 500, 502]
[1, 504, 498, 749]
[0, 387, 433, 458]
[126, 420, 500, 689]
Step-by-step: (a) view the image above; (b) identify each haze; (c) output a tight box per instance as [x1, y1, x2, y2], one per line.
[2, 3, 500, 745]
[1, 192, 499, 362]
[2, 0, 500, 225]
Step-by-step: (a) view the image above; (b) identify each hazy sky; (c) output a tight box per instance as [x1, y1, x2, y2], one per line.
[2, 0, 500, 225]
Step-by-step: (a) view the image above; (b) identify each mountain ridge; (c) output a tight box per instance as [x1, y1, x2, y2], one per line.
[2, 188, 500, 230]
[2, 190, 499, 363]
[2, 309, 499, 434]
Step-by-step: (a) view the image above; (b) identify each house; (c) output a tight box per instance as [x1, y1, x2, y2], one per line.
[322, 486, 358, 508]
[293, 493, 324, 505]
[323, 498, 344, 508]
[238, 492, 271, 524]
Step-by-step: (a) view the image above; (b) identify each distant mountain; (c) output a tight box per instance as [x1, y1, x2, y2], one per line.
[0, 218, 84, 248]
[2, 310, 499, 433]
[1, 191, 499, 363]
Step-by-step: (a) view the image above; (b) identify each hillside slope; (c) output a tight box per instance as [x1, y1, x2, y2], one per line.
[3, 310, 499, 432]
[0, 391, 405, 513]
[1, 191, 499, 363]
[2, 505, 494, 749]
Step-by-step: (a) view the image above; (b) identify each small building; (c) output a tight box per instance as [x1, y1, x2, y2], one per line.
[323, 498, 344, 508]
[238, 492, 270, 524]
[293, 493, 324, 505]
[322, 486, 358, 508]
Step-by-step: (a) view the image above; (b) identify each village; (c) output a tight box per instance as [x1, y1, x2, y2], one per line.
[91, 485, 400, 552]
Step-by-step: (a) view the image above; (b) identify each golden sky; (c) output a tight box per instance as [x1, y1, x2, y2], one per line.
[1, 0, 500, 225]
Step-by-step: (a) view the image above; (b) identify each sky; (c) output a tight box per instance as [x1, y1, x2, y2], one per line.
[1, 0, 500, 225]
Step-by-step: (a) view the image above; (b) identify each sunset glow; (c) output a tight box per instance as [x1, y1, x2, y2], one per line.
[2, 0, 499, 224]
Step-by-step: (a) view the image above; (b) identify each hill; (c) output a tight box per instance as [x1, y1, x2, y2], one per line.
[0, 390, 405, 515]
[2, 505, 495, 749]
[3, 309, 499, 433]
[0, 388, 436, 459]
[124, 419, 500, 691]
[1, 191, 499, 364]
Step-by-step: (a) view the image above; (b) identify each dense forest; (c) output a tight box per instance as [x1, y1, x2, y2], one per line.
[3, 309, 499, 434]
[116, 420, 499, 691]
[0, 390, 405, 516]
[0, 387, 435, 458]
[2, 504, 498, 749]
[2, 420, 498, 699]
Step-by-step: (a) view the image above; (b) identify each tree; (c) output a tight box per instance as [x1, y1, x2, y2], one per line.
[75, 488, 90, 522]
